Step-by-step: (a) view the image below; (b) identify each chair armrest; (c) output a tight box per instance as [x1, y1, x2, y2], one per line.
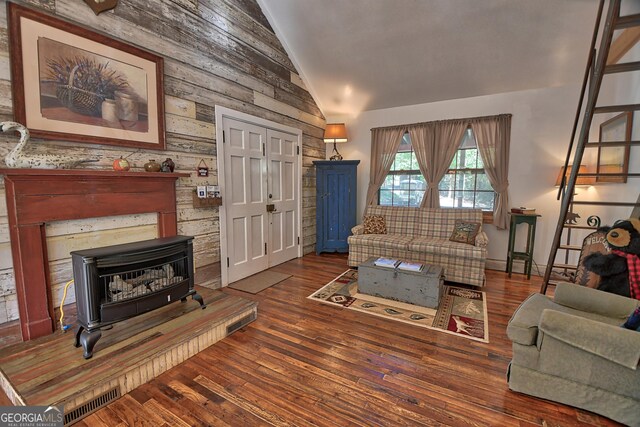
[554, 282, 639, 320]
[351, 224, 364, 235]
[475, 230, 489, 248]
[539, 309, 640, 369]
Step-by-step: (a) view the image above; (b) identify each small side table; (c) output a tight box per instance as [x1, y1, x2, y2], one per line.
[506, 213, 541, 279]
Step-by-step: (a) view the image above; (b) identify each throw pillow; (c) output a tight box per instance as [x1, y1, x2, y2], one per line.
[449, 220, 481, 245]
[622, 307, 640, 331]
[363, 215, 387, 234]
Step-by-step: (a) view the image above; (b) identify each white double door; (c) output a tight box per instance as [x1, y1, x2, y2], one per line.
[223, 117, 299, 283]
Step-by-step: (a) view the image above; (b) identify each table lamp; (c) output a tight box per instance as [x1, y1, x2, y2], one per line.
[324, 123, 347, 161]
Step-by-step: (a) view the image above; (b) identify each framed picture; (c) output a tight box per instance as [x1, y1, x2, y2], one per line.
[8, 3, 165, 150]
[596, 112, 632, 183]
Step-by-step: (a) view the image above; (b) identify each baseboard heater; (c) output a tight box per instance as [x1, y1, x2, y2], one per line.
[226, 312, 257, 335]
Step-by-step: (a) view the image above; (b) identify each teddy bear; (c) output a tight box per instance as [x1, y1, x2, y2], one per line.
[583, 218, 640, 300]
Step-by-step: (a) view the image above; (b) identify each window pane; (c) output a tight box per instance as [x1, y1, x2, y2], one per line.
[381, 174, 394, 189]
[411, 191, 424, 207]
[476, 152, 484, 168]
[462, 171, 475, 191]
[400, 175, 425, 191]
[379, 190, 392, 206]
[410, 152, 419, 170]
[464, 191, 476, 207]
[392, 190, 410, 207]
[449, 154, 458, 169]
[459, 128, 476, 149]
[394, 152, 412, 170]
[477, 173, 493, 191]
[453, 191, 464, 208]
[439, 173, 453, 191]
[476, 192, 495, 210]
[455, 191, 475, 208]
[390, 155, 398, 171]
[455, 172, 464, 190]
[463, 149, 479, 168]
[398, 174, 412, 187]
[398, 133, 411, 151]
[439, 190, 453, 207]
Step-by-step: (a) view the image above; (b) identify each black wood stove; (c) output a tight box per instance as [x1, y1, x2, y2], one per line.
[71, 236, 205, 358]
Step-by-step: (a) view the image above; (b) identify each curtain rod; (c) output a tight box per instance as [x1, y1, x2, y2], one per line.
[370, 113, 512, 132]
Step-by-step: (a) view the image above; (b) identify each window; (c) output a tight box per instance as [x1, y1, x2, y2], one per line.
[378, 134, 426, 207]
[378, 128, 495, 211]
[439, 128, 495, 211]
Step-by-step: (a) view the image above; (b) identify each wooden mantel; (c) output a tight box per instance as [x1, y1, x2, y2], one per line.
[0, 169, 190, 341]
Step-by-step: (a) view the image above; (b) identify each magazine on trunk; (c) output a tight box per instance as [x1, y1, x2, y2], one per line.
[397, 261, 423, 272]
[373, 257, 399, 268]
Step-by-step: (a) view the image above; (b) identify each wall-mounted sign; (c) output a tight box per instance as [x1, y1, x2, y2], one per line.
[197, 159, 209, 177]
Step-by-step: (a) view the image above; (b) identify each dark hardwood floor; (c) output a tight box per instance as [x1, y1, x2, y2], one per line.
[8, 253, 624, 426]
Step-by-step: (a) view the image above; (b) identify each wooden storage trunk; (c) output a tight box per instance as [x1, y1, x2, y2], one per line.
[358, 257, 444, 308]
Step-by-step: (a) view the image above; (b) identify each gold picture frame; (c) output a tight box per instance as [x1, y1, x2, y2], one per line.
[8, 3, 165, 150]
[596, 112, 632, 183]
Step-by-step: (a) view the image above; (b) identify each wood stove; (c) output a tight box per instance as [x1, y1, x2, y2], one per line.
[71, 235, 205, 358]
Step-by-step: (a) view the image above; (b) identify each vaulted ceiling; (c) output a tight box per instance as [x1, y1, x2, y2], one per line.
[257, 0, 601, 117]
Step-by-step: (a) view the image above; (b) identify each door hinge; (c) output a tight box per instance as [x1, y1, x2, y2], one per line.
[222, 130, 225, 143]
[297, 236, 300, 245]
[264, 242, 267, 255]
[297, 145, 300, 155]
[227, 257, 230, 267]
[263, 143, 266, 156]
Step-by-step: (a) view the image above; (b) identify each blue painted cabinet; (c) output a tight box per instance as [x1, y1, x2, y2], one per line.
[314, 160, 359, 254]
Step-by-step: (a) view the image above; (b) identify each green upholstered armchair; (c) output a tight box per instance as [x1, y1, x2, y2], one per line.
[507, 282, 640, 426]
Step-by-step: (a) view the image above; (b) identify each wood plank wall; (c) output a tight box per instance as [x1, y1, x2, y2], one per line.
[0, 0, 326, 324]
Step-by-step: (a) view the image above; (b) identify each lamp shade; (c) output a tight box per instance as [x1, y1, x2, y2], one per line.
[323, 123, 348, 143]
[555, 165, 596, 186]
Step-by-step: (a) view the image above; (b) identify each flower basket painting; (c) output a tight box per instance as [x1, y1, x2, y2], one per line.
[8, 3, 165, 150]
[49, 55, 128, 117]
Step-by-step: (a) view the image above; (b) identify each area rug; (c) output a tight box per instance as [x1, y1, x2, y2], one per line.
[229, 270, 292, 294]
[308, 270, 488, 342]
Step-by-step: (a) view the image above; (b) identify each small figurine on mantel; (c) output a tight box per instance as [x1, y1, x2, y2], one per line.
[160, 157, 175, 172]
[1, 122, 99, 169]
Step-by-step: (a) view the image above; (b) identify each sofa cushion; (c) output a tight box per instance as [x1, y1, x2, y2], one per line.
[416, 208, 483, 239]
[407, 238, 485, 258]
[364, 206, 418, 235]
[363, 215, 387, 234]
[508, 293, 555, 345]
[449, 220, 481, 244]
[554, 282, 639, 319]
[539, 309, 640, 369]
[508, 292, 627, 346]
[348, 234, 413, 251]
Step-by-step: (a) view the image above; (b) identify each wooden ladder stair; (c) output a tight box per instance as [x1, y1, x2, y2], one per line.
[541, 0, 640, 294]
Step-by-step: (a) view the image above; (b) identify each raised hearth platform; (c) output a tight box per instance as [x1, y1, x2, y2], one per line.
[0, 289, 256, 424]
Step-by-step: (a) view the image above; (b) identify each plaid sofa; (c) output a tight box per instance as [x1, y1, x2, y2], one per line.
[347, 206, 488, 287]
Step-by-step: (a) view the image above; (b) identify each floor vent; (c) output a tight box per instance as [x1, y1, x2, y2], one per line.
[226, 312, 256, 335]
[64, 387, 121, 425]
